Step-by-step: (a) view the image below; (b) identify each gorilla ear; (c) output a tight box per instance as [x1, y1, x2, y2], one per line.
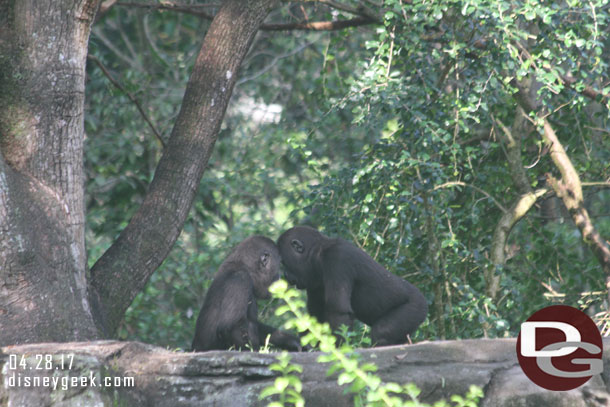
[291, 239, 304, 254]
[260, 252, 270, 267]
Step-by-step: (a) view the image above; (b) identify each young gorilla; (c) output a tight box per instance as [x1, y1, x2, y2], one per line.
[278, 226, 428, 346]
[192, 236, 301, 352]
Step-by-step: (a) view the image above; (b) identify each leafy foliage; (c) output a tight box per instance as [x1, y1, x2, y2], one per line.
[85, 1, 609, 348]
[292, 0, 610, 339]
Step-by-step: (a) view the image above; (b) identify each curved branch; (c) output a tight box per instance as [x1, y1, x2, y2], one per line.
[94, 0, 119, 22]
[492, 110, 533, 195]
[89, 0, 279, 336]
[483, 108, 536, 302]
[486, 189, 548, 299]
[433, 181, 507, 213]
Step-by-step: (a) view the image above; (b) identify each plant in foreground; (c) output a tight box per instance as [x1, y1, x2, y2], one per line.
[260, 280, 483, 407]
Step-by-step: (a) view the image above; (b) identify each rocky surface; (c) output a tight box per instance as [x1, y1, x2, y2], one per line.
[1, 338, 609, 406]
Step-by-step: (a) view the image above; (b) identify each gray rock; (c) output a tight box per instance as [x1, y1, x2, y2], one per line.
[0, 338, 608, 406]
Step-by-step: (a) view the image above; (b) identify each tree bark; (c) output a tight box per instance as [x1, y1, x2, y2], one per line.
[0, 0, 101, 344]
[485, 111, 540, 302]
[89, 0, 279, 336]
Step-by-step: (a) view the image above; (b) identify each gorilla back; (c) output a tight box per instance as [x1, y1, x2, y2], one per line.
[278, 226, 427, 346]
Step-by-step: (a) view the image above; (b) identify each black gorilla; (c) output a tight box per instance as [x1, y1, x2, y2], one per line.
[277, 226, 428, 346]
[192, 235, 301, 352]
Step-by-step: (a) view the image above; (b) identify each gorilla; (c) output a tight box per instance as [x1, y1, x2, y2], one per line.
[192, 235, 301, 352]
[277, 226, 428, 346]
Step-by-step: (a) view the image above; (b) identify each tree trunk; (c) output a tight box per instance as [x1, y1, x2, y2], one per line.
[0, 0, 278, 345]
[89, 0, 278, 336]
[0, 0, 101, 344]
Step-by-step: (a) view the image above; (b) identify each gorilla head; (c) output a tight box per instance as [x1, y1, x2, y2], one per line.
[224, 235, 280, 299]
[277, 226, 324, 289]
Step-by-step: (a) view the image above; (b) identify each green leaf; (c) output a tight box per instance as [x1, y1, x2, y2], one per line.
[337, 372, 355, 385]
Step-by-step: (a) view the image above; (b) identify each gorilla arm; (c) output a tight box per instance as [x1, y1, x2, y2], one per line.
[306, 286, 326, 322]
[219, 271, 301, 351]
[257, 322, 302, 351]
[214, 273, 256, 349]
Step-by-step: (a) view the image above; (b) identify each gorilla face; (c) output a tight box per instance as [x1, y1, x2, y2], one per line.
[277, 226, 321, 289]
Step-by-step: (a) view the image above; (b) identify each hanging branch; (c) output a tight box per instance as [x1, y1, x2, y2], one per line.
[88, 55, 166, 148]
[514, 80, 610, 280]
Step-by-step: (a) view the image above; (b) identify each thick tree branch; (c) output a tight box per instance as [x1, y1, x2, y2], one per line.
[486, 189, 548, 299]
[89, 0, 279, 336]
[546, 174, 610, 271]
[540, 120, 585, 202]
[485, 109, 538, 302]
[113, 1, 379, 31]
